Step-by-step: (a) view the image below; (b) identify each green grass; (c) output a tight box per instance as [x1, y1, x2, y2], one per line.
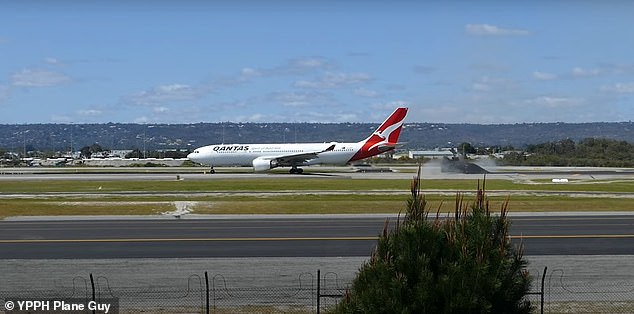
[2, 177, 633, 218]
[1, 193, 633, 219]
[0, 199, 171, 218]
[202, 197, 634, 214]
[2, 178, 634, 193]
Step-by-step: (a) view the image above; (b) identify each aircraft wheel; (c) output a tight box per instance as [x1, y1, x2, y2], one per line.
[297, 168, 304, 174]
[289, 168, 297, 174]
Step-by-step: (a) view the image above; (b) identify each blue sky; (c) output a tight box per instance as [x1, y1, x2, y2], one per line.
[1, 1, 634, 124]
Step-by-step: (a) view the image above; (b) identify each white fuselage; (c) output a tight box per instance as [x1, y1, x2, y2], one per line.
[187, 107, 407, 172]
[188, 142, 363, 167]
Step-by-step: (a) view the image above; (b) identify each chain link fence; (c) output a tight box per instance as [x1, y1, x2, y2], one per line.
[543, 268, 634, 314]
[4, 266, 634, 313]
[1, 271, 338, 314]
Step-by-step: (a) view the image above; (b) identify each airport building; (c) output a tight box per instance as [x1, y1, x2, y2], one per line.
[408, 149, 456, 159]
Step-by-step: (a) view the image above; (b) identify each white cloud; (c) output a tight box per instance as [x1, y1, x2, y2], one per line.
[280, 58, 333, 75]
[45, 57, 63, 65]
[11, 69, 70, 87]
[371, 100, 409, 111]
[531, 65, 627, 82]
[240, 67, 262, 78]
[526, 96, 581, 108]
[571, 67, 601, 78]
[124, 57, 338, 110]
[77, 109, 103, 117]
[50, 114, 72, 123]
[249, 113, 266, 121]
[354, 88, 380, 98]
[292, 111, 359, 123]
[470, 76, 514, 92]
[471, 82, 491, 92]
[244, 57, 335, 78]
[533, 71, 558, 81]
[601, 63, 634, 75]
[292, 57, 329, 69]
[265, 91, 336, 108]
[546, 64, 634, 80]
[134, 116, 150, 123]
[153, 106, 169, 113]
[231, 111, 360, 123]
[465, 24, 530, 36]
[159, 84, 191, 93]
[127, 84, 204, 106]
[269, 92, 311, 107]
[294, 72, 371, 89]
[234, 113, 268, 122]
[601, 82, 634, 94]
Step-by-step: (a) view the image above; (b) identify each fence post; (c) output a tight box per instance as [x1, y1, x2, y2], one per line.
[316, 269, 321, 314]
[89, 273, 96, 314]
[541, 266, 547, 314]
[205, 271, 210, 314]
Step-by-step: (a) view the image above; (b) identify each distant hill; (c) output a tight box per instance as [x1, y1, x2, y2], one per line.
[1, 122, 633, 152]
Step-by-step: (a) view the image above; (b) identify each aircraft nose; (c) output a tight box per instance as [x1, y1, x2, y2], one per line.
[187, 152, 197, 161]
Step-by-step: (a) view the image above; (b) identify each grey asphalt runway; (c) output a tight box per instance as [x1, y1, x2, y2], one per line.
[2, 165, 634, 181]
[1, 215, 633, 259]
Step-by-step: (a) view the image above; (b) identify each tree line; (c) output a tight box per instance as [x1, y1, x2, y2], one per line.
[500, 138, 634, 167]
[79, 144, 189, 159]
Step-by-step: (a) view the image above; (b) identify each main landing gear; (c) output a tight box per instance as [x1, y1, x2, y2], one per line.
[289, 167, 304, 174]
[208, 166, 215, 174]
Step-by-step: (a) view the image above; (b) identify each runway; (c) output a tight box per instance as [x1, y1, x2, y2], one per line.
[2, 165, 634, 181]
[1, 215, 633, 259]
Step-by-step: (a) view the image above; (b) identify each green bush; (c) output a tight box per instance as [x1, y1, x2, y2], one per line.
[331, 168, 533, 314]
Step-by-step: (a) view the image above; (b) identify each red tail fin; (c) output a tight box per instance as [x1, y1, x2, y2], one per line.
[349, 107, 408, 162]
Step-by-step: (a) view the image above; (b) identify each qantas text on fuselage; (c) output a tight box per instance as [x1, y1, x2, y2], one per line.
[187, 107, 408, 174]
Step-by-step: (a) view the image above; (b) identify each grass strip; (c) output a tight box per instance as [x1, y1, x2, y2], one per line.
[2, 178, 634, 193]
[1, 194, 633, 219]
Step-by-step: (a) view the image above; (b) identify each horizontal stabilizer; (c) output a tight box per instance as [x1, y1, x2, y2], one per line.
[377, 142, 402, 150]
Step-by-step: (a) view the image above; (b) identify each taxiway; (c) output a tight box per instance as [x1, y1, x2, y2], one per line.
[1, 215, 633, 259]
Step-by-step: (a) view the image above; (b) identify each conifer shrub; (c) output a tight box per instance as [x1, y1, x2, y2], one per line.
[331, 167, 533, 313]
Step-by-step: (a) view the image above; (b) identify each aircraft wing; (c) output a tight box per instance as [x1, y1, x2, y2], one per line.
[266, 143, 336, 167]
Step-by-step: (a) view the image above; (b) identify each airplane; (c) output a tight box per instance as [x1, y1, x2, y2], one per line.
[187, 107, 408, 174]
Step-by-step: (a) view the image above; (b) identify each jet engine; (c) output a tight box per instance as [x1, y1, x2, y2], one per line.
[252, 158, 278, 172]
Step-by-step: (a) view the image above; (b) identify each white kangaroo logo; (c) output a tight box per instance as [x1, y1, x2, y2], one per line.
[367, 120, 403, 151]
